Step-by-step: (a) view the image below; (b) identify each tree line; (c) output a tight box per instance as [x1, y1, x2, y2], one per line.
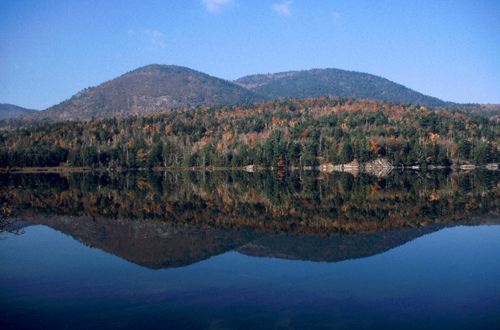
[0, 97, 498, 168]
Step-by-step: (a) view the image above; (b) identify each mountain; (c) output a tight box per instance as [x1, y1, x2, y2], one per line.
[0, 103, 36, 120]
[11, 64, 490, 123]
[29, 64, 260, 121]
[235, 68, 447, 107]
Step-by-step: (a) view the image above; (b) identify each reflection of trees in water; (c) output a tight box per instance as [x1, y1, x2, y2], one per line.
[0, 219, 26, 237]
[0, 185, 27, 236]
[0, 170, 498, 235]
[0, 205, 25, 236]
[1, 170, 497, 268]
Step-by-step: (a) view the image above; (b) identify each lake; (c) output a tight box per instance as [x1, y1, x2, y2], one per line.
[1, 170, 499, 329]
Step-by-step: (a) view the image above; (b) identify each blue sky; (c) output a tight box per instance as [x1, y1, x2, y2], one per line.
[1, 0, 499, 109]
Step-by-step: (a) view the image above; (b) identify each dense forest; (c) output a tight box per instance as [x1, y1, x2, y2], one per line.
[0, 97, 499, 169]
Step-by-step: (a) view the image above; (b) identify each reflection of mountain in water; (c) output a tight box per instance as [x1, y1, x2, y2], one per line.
[237, 214, 500, 262]
[1, 170, 498, 268]
[21, 215, 257, 269]
[19, 213, 500, 269]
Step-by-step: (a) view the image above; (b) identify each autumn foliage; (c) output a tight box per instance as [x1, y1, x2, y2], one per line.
[0, 97, 498, 168]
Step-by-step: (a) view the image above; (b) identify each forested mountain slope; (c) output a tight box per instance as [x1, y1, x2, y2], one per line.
[1, 97, 498, 168]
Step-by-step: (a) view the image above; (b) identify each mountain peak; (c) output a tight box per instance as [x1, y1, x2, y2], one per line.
[235, 67, 447, 107]
[132, 64, 197, 73]
[30, 64, 259, 121]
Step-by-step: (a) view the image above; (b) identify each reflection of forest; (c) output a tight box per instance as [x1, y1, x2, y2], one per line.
[1, 170, 498, 235]
[1, 171, 498, 269]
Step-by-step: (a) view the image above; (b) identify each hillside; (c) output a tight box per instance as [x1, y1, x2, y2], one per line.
[1, 97, 498, 169]
[28, 64, 260, 121]
[4, 65, 497, 123]
[236, 68, 447, 107]
[0, 103, 36, 120]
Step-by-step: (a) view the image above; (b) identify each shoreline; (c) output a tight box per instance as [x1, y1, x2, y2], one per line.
[0, 163, 497, 174]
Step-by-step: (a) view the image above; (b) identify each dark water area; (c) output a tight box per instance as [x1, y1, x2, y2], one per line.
[0, 170, 499, 329]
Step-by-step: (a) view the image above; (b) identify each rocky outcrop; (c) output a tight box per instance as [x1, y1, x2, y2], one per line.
[485, 163, 498, 170]
[319, 158, 392, 177]
[363, 158, 394, 177]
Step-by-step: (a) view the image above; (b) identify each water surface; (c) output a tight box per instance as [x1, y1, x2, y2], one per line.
[0, 170, 499, 329]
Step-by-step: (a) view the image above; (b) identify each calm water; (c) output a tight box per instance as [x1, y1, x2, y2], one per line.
[0, 170, 499, 329]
